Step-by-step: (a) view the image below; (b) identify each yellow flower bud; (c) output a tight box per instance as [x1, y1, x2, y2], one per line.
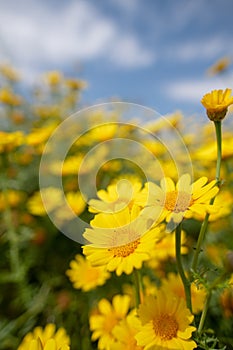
[201, 88, 233, 121]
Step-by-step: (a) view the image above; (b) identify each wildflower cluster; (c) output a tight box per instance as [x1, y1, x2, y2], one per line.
[0, 63, 233, 350]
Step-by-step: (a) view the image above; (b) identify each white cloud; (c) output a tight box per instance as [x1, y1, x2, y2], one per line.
[110, 36, 155, 68]
[167, 36, 229, 62]
[0, 0, 155, 76]
[165, 76, 233, 103]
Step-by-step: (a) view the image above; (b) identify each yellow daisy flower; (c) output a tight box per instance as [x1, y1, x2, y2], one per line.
[201, 88, 233, 121]
[135, 292, 197, 350]
[88, 179, 144, 213]
[159, 273, 206, 314]
[82, 205, 162, 276]
[18, 324, 70, 350]
[145, 174, 219, 229]
[18, 339, 69, 350]
[66, 254, 110, 291]
[111, 311, 143, 350]
[89, 294, 131, 350]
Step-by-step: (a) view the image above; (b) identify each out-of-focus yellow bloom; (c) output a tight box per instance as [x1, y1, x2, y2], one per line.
[0, 87, 22, 106]
[136, 291, 197, 350]
[144, 111, 183, 133]
[26, 124, 57, 147]
[201, 88, 233, 121]
[192, 134, 233, 162]
[0, 190, 26, 211]
[0, 63, 20, 81]
[63, 155, 83, 175]
[27, 188, 63, 216]
[66, 254, 110, 291]
[34, 105, 60, 119]
[48, 155, 84, 176]
[220, 274, 233, 318]
[17, 324, 70, 350]
[53, 191, 87, 222]
[206, 244, 228, 267]
[193, 189, 233, 222]
[101, 159, 122, 173]
[66, 191, 86, 215]
[111, 311, 143, 350]
[159, 273, 206, 314]
[44, 71, 63, 86]
[0, 130, 24, 153]
[143, 273, 205, 314]
[16, 149, 34, 165]
[146, 230, 188, 269]
[207, 56, 231, 76]
[89, 294, 131, 350]
[65, 78, 87, 90]
[88, 123, 118, 142]
[142, 139, 166, 157]
[10, 111, 25, 124]
[88, 179, 144, 213]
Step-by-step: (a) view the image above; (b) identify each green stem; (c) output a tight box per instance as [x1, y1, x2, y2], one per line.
[214, 121, 222, 184]
[197, 291, 211, 334]
[191, 121, 222, 272]
[175, 223, 192, 312]
[133, 269, 142, 308]
[197, 272, 227, 334]
[193, 121, 223, 334]
[191, 214, 210, 272]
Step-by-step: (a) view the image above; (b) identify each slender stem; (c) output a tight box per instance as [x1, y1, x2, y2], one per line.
[175, 223, 192, 312]
[194, 121, 223, 334]
[198, 291, 211, 334]
[133, 269, 142, 308]
[191, 214, 210, 272]
[197, 272, 227, 334]
[214, 121, 222, 184]
[191, 121, 222, 272]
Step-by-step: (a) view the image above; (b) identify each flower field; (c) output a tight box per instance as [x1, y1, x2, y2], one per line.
[1, 64, 233, 350]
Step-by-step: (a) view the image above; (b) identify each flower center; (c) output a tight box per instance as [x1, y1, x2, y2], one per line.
[108, 239, 140, 257]
[153, 313, 178, 340]
[164, 190, 192, 213]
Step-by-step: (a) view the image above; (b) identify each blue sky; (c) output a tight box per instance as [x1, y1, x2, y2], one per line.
[0, 0, 233, 117]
